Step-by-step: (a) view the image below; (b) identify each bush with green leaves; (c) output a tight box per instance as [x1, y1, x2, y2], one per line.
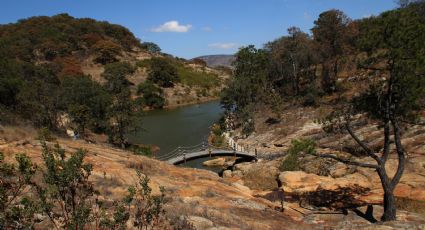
[37, 127, 56, 142]
[130, 145, 153, 157]
[0, 152, 38, 229]
[142, 42, 161, 53]
[280, 139, 316, 171]
[102, 62, 143, 148]
[99, 171, 169, 229]
[37, 142, 95, 229]
[131, 172, 168, 229]
[147, 57, 180, 88]
[137, 81, 166, 109]
[60, 75, 112, 134]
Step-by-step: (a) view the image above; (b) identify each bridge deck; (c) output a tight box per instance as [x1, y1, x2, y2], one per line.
[166, 149, 256, 165]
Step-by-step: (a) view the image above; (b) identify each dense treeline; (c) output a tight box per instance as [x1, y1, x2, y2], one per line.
[0, 13, 141, 62]
[222, 1, 425, 221]
[222, 2, 425, 135]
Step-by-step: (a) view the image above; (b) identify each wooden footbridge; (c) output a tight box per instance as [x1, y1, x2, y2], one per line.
[155, 141, 258, 165]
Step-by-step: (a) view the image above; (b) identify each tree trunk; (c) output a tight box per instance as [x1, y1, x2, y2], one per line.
[378, 167, 397, 221]
[290, 53, 299, 95]
[382, 186, 397, 221]
[321, 64, 331, 93]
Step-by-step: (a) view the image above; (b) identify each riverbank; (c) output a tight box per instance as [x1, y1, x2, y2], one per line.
[163, 96, 219, 109]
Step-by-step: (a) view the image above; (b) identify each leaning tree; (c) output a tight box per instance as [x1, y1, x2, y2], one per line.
[315, 3, 425, 221]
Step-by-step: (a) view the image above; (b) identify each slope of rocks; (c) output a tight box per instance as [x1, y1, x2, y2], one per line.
[0, 135, 307, 229]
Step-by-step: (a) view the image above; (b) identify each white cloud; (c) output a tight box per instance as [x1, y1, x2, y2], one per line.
[202, 26, 212, 32]
[208, 43, 238, 49]
[152, 20, 192, 33]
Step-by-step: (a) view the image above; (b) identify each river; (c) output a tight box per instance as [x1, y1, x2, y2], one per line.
[127, 100, 224, 171]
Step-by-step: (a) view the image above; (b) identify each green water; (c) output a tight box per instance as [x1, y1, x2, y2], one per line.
[127, 101, 225, 171]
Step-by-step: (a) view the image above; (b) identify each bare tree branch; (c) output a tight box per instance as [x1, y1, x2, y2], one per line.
[309, 152, 379, 169]
[382, 121, 391, 163]
[345, 123, 381, 164]
[390, 119, 406, 188]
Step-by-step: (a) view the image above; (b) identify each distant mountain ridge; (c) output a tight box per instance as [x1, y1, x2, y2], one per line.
[194, 55, 235, 68]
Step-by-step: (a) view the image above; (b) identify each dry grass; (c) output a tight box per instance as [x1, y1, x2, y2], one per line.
[242, 166, 279, 191]
[396, 197, 425, 215]
[92, 174, 124, 197]
[0, 125, 37, 142]
[126, 157, 168, 176]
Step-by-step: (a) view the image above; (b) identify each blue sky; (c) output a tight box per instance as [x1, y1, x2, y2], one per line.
[0, 0, 397, 59]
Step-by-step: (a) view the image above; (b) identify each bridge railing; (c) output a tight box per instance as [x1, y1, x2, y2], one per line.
[155, 141, 210, 161]
[154, 136, 276, 163]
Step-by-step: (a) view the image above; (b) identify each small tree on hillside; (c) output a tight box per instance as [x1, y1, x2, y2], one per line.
[137, 81, 165, 109]
[60, 75, 112, 134]
[221, 45, 269, 135]
[268, 27, 317, 96]
[142, 42, 161, 54]
[147, 58, 179, 88]
[315, 4, 425, 221]
[102, 62, 143, 148]
[312, 10, 357, 93]
[0, 152, 38, 229]
[93, 40, 122, 65]
[37, 143, 95, 229]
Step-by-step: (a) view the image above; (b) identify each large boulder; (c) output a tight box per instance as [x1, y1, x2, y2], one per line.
[203, 157, 226, 167]
[222, 170, 232, 178]
[279, 171, 372, 194]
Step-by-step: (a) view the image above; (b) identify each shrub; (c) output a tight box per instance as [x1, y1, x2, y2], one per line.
[147, 58, 179, 88]
[36, 127, 55, 142]
[37, 143, 95, 229]
[137, 81, 165, 109]
[279, 152, 300, 171]
[0, 152, 38, 229]
[288, 139, 316, 155]
[142, 42, 161, 53]
[93, 40, 122, 64]
[280, 139, 316, 171]
[211, 124, 223, 136]
[130, 145, 153, 157]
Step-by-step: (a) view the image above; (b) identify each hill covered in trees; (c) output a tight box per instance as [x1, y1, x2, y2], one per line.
[0, 14, 228, 147]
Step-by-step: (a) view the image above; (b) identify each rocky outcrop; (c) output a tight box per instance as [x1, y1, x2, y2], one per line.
[278, 171, 374, 205]
[203, 157, 236, 167]
[0, 137, 304, 229]
[203, 157, 226, 166]
[279, 171, 333, 193]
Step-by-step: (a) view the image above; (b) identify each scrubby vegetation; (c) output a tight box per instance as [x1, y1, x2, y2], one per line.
[0, 15, 151, 148]
[280, 139, 316, 172]
[137, 81, 166, 109]
[0, 144, 171, 229]
[0, 13, 141, 63]
[209, 124, 226, 148]
[147, 58, 180, 88]
[139, 56, 222, 90]
[222, 1, 425, 221]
